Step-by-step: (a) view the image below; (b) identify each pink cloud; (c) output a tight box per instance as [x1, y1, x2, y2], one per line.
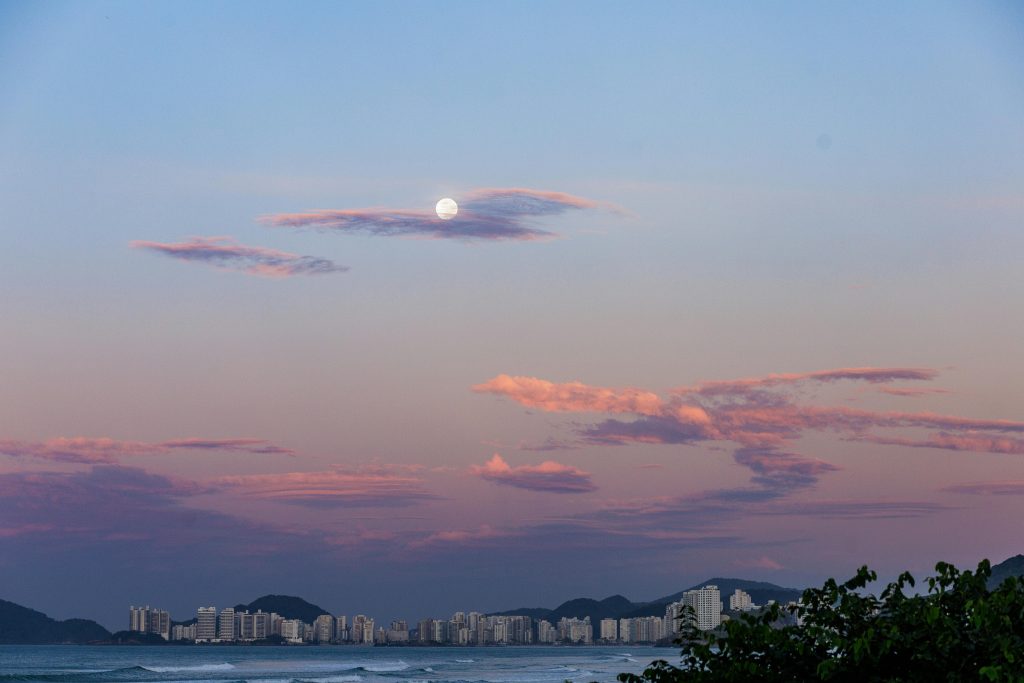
[470, 454, 597, 494]
[0, 436, 294, 464]
[877, 386, 953, 397]
[474, 365, 1024, 496]
[472, 374, 668, 416]
[131, 236, 347, 277]
[217, 464, 439, 507]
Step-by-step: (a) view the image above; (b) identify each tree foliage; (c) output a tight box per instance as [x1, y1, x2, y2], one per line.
[619, 560, 1024, 682]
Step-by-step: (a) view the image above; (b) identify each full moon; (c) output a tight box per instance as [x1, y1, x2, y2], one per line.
[435, 197, 458, 220]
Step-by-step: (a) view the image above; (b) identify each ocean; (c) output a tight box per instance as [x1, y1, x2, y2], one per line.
[0, 645, 674, 683]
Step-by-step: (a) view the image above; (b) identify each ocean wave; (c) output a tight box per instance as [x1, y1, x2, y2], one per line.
[357, 662, 409, 673]
[142, 663, 237, 673]
[293, 676, 364, 683]
[0, 667, 146, 682]
[258, 662, 407, 675]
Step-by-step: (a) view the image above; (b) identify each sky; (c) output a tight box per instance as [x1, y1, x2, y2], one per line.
[1, 0, 1023, 631]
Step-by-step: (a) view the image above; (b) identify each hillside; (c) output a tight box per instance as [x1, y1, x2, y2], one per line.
[623, 578, 803, 618]
[233, 594, 331, 623]
[989, 554, 1024, 588]
[0, 599, 111, 644]
[492, 579, 801, 625]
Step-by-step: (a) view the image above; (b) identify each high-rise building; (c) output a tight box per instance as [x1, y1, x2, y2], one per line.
[128, 605, 169, 639]
[237, 611, 270, 641]
[315, 614, 335, 643]
[281, 619, 303, 643]
[352, 615, 368, 644]
[150, 609, 170, 640]
[239, 611, 255, 641]
[633, 616, 663, 642]
[729, 589, 755, 612]
[665, 600, 688, 636]
[217, 607, 237, 641]
[196, 607, 217, 641]
[269, 612, 284, 636]
[128, 606, 148, 633]
[681, 585, 723, 631]
[619, 618, 635, 643]
[171, 623, 196, 641]
[557, 617, 592, 644]
[493, 619, 508, 645]
[253, 611, 270, 639]
[336, 615, 349, 642]
[537, 620, 556, 644]
[600, 618, 618, 641]
[387, 620, 410, 643]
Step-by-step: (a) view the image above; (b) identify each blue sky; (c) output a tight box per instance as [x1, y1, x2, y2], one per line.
[1, 1, 1023, 629]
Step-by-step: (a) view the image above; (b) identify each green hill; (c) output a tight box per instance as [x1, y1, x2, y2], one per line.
[988, 554, 1024, 588]
[234, 594, 331, 623]
[497, 594, 636, 623]
[491, 579, 801, 633]
[623, 578, 803, 618]
[0, 599, 111, 644]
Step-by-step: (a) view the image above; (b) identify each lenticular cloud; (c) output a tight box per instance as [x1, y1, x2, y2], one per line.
[263, 187, 607, 242]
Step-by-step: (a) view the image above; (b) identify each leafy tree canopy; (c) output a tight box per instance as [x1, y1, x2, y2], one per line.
[619, 560, 1024, 683]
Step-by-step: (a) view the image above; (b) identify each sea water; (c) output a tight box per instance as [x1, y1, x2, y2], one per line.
[0, 645, 674, 683]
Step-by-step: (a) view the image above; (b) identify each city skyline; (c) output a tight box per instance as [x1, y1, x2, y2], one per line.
[126, 584, 734, 645]
[2, 2, 1024, 632]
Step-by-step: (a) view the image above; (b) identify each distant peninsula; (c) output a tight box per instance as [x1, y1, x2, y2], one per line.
[0, 599, 110, 644]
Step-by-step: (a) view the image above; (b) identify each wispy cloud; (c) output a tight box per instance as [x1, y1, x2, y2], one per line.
[761, 500, 952, 519]
[0, 436, 294, 464]
[516, 437, 581, 452]
[943, 481, 1024, 495]
[131, 236, 347, 277]
[857, 432, 1024, 455]
[470, 453, 597, 494]
[264, 188, 608, 242]
[876, 386, 952, 397]
[474, 366, 1024, 496]
[674, 367, 939, 396]
[216, 464, 440, 507]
